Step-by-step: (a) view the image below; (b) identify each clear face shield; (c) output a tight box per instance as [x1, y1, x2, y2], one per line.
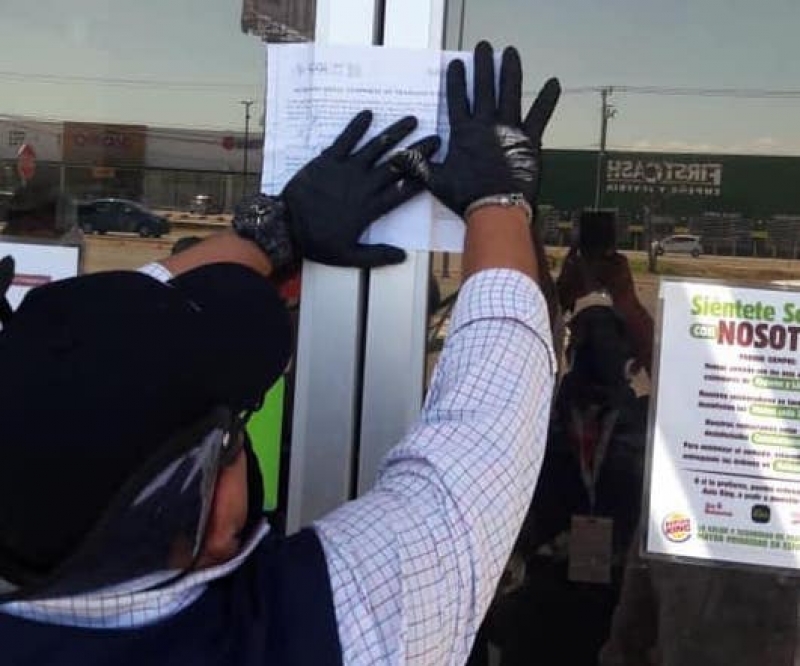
[0, 406, 246, 601]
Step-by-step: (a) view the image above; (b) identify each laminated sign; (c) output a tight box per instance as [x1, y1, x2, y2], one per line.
[645, 279, 800, 571]
[0, 240, 81, 313]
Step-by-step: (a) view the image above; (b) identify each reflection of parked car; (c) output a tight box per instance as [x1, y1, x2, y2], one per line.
[653, 234, 702, 258]
[189, 194, 222, 215]
[77, 199, 171, 238]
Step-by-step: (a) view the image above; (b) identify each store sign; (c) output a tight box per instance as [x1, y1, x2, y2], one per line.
[91, 166, 116, 179]
[221, 135, 262, 151]
[606, 159, 723, 196]
[646, 280, 800, 571]
[146, 128, 260, 171]
[63, 122, 147, 166]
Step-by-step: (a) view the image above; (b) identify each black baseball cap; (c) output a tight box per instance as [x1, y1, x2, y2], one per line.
[0, 263, 291, 592]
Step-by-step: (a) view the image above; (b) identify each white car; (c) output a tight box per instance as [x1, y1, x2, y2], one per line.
[653, 234, 702, 258]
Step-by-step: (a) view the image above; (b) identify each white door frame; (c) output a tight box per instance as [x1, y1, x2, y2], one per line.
[287, 0, 450, 529]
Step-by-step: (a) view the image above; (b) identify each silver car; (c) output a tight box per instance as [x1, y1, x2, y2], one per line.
[653, 234, 702, 258]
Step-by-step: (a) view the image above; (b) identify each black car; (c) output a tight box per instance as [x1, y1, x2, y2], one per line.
[77, 199, 171, 238]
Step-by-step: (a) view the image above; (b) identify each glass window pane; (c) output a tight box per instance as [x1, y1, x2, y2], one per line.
[0, 0, 315, 269]
[441, 3, 800, 665]
[1, 0, 315, 534]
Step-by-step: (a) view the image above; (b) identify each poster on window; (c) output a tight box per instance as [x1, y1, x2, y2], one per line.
[645, 279, 800, 571]
[0, 240, 81, 312]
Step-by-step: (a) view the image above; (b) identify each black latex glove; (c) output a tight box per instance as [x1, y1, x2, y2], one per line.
[394, 41, 560, 217]
[282, 110, 440, 268]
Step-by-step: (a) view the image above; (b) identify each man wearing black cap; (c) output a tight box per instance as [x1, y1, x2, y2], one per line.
[0, 42, 560, 665]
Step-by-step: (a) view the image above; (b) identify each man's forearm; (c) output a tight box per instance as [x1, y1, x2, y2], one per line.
[158, 231, 273, 279]
[463, 206, 539, 282]
[314, 270, 555, 664]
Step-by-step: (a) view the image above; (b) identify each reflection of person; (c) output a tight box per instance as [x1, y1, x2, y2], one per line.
[589, 263, 799, 666]
[493, 305, 649, 666]
[3, 179, 83, 244]
[0, 41, 561, 665]
[557, 249, 654, 375]
[470, 251, 654, 666]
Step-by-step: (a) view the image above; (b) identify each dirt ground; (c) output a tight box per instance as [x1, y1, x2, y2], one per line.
[83, 234, 800, 315]
[81, 230, 214, 273]
[85, 235, 800, 394]
[429, 249, 800, 395]
[431, 249, 800, 318]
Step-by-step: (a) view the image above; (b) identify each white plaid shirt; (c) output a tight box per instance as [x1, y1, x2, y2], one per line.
[2, 265, 555, 666]
[316, 268, 555, 665]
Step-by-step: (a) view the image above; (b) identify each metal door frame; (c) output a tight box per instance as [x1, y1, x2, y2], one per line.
[287, 0, 450, 529]
[357, 0, 447, 493]
[286, 0, 381, 532]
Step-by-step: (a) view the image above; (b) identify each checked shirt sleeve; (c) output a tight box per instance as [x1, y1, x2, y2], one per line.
[315, 268, 556, 665]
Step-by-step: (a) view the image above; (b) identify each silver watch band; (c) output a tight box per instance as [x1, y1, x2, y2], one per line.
[464, 193, 533, 224]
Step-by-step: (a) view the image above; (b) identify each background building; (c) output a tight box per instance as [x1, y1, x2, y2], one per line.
[240, 0, 316, 42]
[5, 115, 800, 257]
[0, 118, 260, 214]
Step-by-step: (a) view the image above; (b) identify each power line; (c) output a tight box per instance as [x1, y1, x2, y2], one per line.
[0, 70, 259, 92]
[531, 85, 800, 99]
[0, 112, 259, 135]
[613, 85, 800, 99]
[4, 69, 800, 100]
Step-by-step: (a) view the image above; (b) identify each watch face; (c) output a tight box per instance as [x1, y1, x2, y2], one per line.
[234, 194, 278, 231]
[232, 194, 296, 271]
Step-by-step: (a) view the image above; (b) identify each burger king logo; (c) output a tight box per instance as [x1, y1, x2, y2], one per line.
[662, 513, 692, 543]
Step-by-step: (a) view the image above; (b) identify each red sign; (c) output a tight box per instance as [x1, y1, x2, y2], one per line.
[63, 122, 147, 166]
[16, 144, 36, 181]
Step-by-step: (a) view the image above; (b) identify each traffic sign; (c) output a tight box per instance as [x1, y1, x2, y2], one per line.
[16, 144, 36, 182]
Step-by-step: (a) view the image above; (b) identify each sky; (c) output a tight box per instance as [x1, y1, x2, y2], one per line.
[463, 0, 800, 154]
[3, 0, 800, 154]
[0, 0, 267, 130]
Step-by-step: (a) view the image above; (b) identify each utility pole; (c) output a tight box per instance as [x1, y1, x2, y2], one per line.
[240, 100, 254, 196]
[644, 204, 658, 273]
[593, 87, 616, 209]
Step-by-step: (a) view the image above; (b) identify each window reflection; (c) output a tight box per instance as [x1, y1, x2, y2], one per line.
[446, 2, 800, 665]
[1, 0, 274, 270]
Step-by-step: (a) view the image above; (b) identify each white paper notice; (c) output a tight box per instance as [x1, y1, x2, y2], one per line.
[0, 241, 80, 311]
[263, 44, 484, 253]
[646, 280, 800, 571]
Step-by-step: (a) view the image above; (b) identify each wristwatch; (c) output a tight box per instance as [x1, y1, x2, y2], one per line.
[463, 193, 533, 224]
[231, 194, 297, 272]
